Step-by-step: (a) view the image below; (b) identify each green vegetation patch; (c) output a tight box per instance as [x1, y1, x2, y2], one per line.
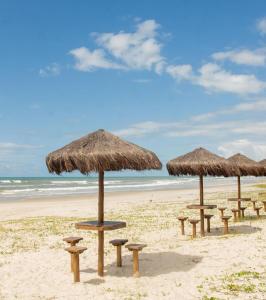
[199, 270, 266, 299]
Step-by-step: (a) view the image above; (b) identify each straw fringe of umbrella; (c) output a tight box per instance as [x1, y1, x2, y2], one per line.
[167, 147, 237, 177]
[46, 129, 162, 174]
[227, 153, 265, 177]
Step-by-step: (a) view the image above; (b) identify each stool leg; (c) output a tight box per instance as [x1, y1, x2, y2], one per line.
[237, 202, 241, 218]
[98, 231, 104, 277]
[252, 202, 256, 210]
[71, 253, 74, 272]
[223, 220, 228, 234]
[73, 253, 80, 283]
[117, 245, 122, 267]
[221, 210, 224, 218]
[256, 209, 260, 218]
[207, 218, 210, 233]
[263, 202, 266, 212]
[133, 250, 139, 277]
[192, 224, 196, 238]
[233, 211, 237, 222]
[200, 209, 205, 237]
[241, 210, 244, 218]
[180, 221, 185, 235]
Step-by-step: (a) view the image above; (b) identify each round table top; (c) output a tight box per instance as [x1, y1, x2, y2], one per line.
[227, 197, 251, 202]
[75, 220, 126, 231]
[186, 204, 217, 209]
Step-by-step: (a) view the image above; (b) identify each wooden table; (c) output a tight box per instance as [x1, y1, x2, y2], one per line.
[187, 204, 217, 210]
[75, 220, 126, 275]
[228, 198, 251, 218]
[186, 204, 217, 235]
[76, 220, 126, 231]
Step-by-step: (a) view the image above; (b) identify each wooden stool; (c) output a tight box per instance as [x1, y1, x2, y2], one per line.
[109, 239, 128, 267]
[218, 207, 226, 218]
[240, 207, 247, 218]
[262, 200, 266, 212]
[65, 246, 87, 282]
[254, 207, 262, 217]
[204, 214, 213, 233]
[189, 219, 200, 239]
[177, 216, 188, 235]
[221, 216, 231, 234]
[126, 244, 147, 277]
[251, 200, 257, 210]
[63, 237, 83, 272]
[231, 209, 240, 222]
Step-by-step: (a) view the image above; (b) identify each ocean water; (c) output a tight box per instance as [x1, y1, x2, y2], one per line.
[0, 176, 261, 201]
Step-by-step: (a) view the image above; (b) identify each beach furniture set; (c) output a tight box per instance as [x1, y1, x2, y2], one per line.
[63, 236, 146, 282]
[46, 129, 161, 278]
[45, 129, 266, 282]
[178, 198, 265, 238]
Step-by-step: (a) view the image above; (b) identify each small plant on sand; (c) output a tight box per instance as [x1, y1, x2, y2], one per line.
[199, 270, 266, 298]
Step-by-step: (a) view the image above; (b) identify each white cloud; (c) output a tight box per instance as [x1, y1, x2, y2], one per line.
[132, 78, 151, 83]
[69, 47, 123, 71]
[0, 143, 41, 153]
[190, 99, 266, 122]
[114, 112, 266, 139]
[218, 139, 266, 160]
[166, 64, 193, 80]
[113, 121, 181, 137]
[232, 99, 266, 112]
[69, 18, 266, 96]
[95, 19, 165, 73]
[39, 63, 60, 77]
[166, 62, 266, 95]
[212, 48, 266, 66]
[69, 19, 164, 73]
[196, 63, 266, 95]
[257, 17, 266, 35]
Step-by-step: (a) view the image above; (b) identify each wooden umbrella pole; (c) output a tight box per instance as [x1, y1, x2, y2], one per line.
[199, 175, 205, 237]
[237, 176, 241, 218]
[98, 170, 104, 277]
[237, 175, 241, 199]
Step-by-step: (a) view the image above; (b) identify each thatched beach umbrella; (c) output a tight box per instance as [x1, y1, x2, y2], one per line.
[167, 147, 235, 237]
[259, 159, 266, 174]
[227, 153, 265, 200]
[46, 129, 162, 276]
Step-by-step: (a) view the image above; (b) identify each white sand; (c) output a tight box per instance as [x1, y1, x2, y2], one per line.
[0, 182, 266, 300]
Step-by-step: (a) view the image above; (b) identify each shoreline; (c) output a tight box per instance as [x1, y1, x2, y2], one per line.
[0, 177, 265, 204]
[0, 180, 265, 221]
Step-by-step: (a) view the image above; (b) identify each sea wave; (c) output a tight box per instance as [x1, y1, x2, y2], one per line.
[0, 180, 22, 184]
[0, 176, 260, 200]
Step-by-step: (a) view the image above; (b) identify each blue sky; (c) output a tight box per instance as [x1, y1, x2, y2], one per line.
[1, 0, 266, 176]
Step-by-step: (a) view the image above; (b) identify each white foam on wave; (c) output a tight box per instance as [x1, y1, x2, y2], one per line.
[0, 180, 22, 184]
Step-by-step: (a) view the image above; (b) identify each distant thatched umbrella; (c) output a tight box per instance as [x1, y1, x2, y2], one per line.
[259, 159, 266, 166]
[167, 147, 235, 237]
[259, 159, 266, 174]
[227, 153, 264, 200]
[46, 129, 162, 276]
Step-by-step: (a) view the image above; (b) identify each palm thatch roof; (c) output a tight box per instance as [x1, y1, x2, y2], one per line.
[46, 129, 162, 174]
[167, 147, 235, 177]
[259, 159, 266, 167]
[227, 153, 264, 176]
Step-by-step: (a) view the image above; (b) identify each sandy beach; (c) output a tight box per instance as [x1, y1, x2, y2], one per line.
[0, 181, 266, 300]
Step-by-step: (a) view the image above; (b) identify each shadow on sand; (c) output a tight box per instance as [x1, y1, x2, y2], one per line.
[206, 224, 262, 237]
[81, 251, 202, 281]
[105, 251, 202, 278]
